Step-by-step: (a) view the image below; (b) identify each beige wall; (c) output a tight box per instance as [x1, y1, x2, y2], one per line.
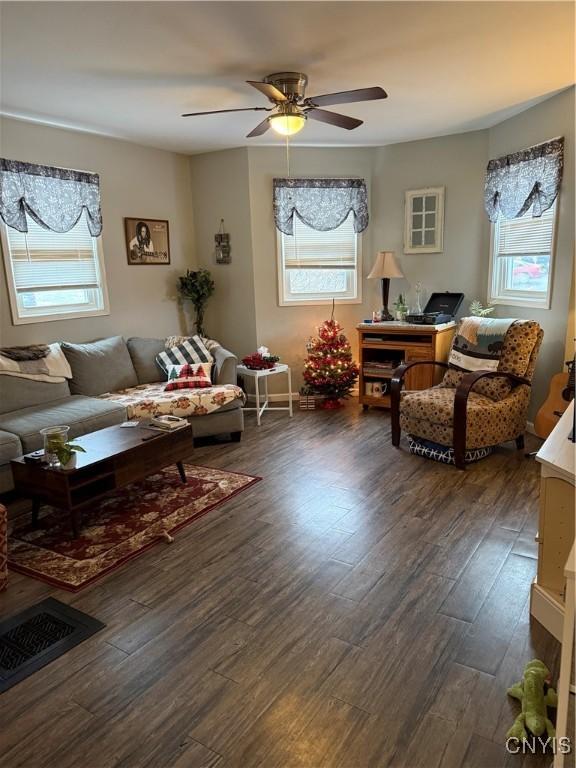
[189, 148, 257, 358]
[0, 117, 196, 347]
[223, 133, 489, 395]
[486, 87, 575, 417]
[247, 146, 375, 392]
[371, 131, 489, 314]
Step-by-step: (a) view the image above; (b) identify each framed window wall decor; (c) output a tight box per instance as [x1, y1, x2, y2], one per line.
[404, 187, 444, 254]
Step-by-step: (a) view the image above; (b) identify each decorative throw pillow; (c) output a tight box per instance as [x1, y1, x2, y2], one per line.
[166, 335, 221, 354]
[164, 364, 212, 391]
[442, 319, 540, 401]
[165, 362, 211, 381]
[156, 337, 212, 375]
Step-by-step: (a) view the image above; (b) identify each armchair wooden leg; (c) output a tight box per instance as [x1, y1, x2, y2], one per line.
[515, 435, 525, 450]
[390, 381, 402, 447]
[391, 411, 401, 447]
[453, 386, 468, 470]
[454, 447, 466, 470]
[453, 418, 467, 470]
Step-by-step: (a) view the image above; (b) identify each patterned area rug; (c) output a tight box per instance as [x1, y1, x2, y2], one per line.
[8, 465, 260, 592]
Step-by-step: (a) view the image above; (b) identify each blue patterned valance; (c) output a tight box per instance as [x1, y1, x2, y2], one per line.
[0, 159, 102, 236]
[484, 138, 564, 222]
[273, 178, 369, 234]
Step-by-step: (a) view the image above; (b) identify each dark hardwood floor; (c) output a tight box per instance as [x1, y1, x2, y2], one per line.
[0, 404, 569, 768]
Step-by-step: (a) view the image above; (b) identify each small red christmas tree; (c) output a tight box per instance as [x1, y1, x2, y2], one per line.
[303, 309, 359, 407]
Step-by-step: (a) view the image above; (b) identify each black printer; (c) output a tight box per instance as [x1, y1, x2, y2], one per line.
[405, 291, 464, 325]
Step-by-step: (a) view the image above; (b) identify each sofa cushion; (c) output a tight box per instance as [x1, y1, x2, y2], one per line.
[61, 336, 138, 396]
[127, 337, 166, 384]
[0, 376, 71, 414]
[0, 396, 127, 453]
[0, 430, 22, 465]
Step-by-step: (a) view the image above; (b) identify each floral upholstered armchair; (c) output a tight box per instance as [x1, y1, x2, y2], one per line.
[390, 320, 543, 469]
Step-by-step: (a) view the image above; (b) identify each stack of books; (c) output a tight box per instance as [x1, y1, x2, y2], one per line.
[148, 415, 188, 432]
[363, 361, 398, 377]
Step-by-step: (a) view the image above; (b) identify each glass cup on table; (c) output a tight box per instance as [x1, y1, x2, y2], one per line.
[40, 425, 70, 468]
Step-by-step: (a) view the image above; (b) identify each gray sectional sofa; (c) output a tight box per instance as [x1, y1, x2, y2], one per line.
[0, 336, 243, 493]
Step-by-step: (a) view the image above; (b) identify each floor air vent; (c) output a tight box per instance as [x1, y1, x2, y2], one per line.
[0, 597, 105, 693]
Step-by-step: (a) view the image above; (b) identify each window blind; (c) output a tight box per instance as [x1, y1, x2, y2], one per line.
[6, 214, 99, 292]
[282, 213, 357, 270]
[495, 202, 555, 257]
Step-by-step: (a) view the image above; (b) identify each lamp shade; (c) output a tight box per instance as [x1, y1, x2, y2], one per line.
[367, 251, 404, 279]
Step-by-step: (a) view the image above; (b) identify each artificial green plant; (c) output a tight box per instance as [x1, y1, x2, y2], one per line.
[177, 269, 215, 337]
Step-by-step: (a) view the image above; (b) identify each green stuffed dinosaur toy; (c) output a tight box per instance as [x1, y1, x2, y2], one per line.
[506, 659, 558, 742]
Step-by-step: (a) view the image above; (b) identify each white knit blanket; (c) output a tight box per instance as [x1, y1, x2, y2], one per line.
[0, 343, 72, 382]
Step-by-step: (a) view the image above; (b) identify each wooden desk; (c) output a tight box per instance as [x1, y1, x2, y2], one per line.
[531, 401, 575, 641]
[357, 321, 456, 409]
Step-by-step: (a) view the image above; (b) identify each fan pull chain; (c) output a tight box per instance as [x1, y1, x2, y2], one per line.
[284, 134, 300, 267]
[285, 134, 291, 178]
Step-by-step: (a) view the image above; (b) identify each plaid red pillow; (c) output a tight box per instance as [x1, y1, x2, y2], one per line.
[164, 364, 212, 391]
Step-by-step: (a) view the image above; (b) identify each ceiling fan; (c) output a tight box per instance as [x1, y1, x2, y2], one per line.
[181, 72, 387, 138]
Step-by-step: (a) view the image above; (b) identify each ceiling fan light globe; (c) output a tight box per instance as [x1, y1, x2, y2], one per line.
[269, 113, 306, 136]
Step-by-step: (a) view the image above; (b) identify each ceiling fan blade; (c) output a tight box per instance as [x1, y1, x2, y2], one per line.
[246, 118, 271, 138]
[305, 86, 387, 108]
[246, 80, 287, 103]
[181, 107, 270, 117]
[306, 108, 363, 130]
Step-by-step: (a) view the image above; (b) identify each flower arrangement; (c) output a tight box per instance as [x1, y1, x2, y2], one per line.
[242, 352, 280, 370]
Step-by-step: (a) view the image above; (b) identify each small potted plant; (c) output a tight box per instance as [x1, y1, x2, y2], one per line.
[54, 441, 86, 470]
[470, 299, 495, 317]
[393, 294, 408, 321]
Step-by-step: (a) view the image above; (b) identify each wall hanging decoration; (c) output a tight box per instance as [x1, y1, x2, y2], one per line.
[484, 137, 564, 221]
[404, 187, 444, 254]
[214, 219, 231, 264]
[0, 158, 102, 235]
[124, 218, 170, 265]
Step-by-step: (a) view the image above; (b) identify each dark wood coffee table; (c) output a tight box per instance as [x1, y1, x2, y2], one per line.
[11, 423, 194, 538]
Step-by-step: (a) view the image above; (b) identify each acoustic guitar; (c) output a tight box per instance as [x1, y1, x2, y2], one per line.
[534, 358, 575, 439]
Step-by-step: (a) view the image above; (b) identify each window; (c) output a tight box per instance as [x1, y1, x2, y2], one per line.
[488, 201, 557, 309]
[404, 187, 444, 253]
[277, 212, 361, 306]
[1, 214, 109, 324]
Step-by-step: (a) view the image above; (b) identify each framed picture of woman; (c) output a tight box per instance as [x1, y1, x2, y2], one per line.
[124, 218, 170, 265]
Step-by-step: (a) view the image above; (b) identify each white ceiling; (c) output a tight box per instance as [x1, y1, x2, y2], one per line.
[1, 1, 574, 154]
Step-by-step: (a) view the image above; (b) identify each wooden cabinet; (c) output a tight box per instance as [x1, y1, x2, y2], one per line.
[356, 322, 456, 409]
[531, 401, 575, 641]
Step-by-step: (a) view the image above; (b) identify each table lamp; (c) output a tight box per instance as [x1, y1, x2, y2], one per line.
[367, 251, 404, 321]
